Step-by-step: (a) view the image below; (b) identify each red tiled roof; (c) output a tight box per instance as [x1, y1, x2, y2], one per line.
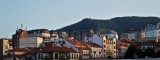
[120, 42, 128, 47]
[67, 40, 90, 50]
[10, 48, 27, 52]
[24, 47, 39, 55]
[40, 46, 77, 53]
[39, 42, 77, 53]
[85, 42, 101, 48]
[124, 40, 132, 44]
[8, 39, 12, 42]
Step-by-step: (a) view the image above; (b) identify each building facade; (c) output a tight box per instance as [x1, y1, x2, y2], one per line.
[84, 34, 119, 58]
[19, 37, 43, 48]
[12, 29, 29, 48]
[0, 39, 10, 59]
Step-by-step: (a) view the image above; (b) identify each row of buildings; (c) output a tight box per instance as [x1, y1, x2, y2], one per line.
[0, 28, 121, 60]
[120, 22, 160, 50]
[1, 22, 160, 60]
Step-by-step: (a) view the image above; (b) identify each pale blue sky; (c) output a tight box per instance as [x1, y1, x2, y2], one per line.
[0, 0, 160, 38]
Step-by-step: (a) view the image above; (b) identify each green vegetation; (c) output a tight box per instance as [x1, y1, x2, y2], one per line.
[56, 16, 160, 34]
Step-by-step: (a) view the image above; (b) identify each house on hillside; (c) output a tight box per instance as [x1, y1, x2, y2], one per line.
[143, 22, 160, 50]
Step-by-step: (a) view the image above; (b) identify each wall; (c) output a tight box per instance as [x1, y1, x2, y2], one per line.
[19, 37, 43, 48]
[0, 39, 9, 57]
[92, 34, 103, 46]
[145, 30, 157, 37]
[127, 33, 136, 40]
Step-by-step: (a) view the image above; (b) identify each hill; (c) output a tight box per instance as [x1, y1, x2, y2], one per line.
[55, 16, 160, 34]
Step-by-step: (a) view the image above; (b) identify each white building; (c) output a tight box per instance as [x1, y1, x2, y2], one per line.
[28, 29, 51, 38]
[144, 23, 160, 40]
[84, 34, 119, 58]
[19, 37, 43, 48]
[119, 42, 129, 58]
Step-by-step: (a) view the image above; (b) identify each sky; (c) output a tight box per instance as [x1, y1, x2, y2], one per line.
[0, 0, 160, 38]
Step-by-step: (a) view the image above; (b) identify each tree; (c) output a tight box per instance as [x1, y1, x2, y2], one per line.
[136, 48, 145, 58]
[125, 44, 136, 59]
[156, 50, 160, 57]
[144, 47, 156, 58]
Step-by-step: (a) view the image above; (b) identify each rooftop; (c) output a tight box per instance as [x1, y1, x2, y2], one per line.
[85, 42, 101, 48]
[67, 40, 90, 50]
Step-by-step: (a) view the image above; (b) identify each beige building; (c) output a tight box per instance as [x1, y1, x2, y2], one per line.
[84, 34, 119, 58]
[4, 48, 27, 60]
[104, 36, 118, 58]
[0, 39, 9, 60]
[19, 37, 43, 48]
[84, 42, 102, 58]
[28, 29, 51, 38]
[37, 42, 79, 60]
[65, 40, 90, 59]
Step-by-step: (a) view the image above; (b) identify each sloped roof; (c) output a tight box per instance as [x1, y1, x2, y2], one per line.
[25, 47, 39, 55]
[120, 42, 128, 47]
[9, 47, 39, 55]
[40, 46, 77, 53]
[39, 42, 77, 53]
[67, 40, 90, 50]
[85, 42, 101, 48]
[10, 48, 27, 52]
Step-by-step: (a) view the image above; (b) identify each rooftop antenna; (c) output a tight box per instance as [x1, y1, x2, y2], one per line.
[21, 24, 23, 29]
[17, 26, 19, 30]
[25, 27, 27, 30]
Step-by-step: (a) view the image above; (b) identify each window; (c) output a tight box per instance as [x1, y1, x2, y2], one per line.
[38, 54, 41, 59]
[5, 51, 8, 53]
[99, 52, 101, 54]
[55, 53, 58, 59]
[62, 41, 65, 44]
[114, 46, 116, 49]
[104, 45, 106, 48]
[29, 57, 32, 60]
[114, 51, 116, 53]
[104, 50, 106, 52]
[77, 54, 79, 59]
[72, 54, 74, 59]
[74, 54, 76, 59]
[114, 42, 116, 44]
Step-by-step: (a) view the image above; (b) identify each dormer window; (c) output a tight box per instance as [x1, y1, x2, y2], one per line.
[40, 44, 45, 48]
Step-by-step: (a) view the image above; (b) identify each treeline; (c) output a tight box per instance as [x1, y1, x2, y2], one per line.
[56, 16, 160, 34]
[124, 44, 160, 59]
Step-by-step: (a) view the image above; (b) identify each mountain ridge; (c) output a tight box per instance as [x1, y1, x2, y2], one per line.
[55, 16, 160, 34]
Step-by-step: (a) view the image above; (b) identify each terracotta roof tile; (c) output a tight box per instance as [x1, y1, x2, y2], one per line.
[10, 48, 27, 52]
[39, 42, 77, 53]
[85, 42, 101, 48]
[24, 47, 39, 55]
[67, 40, 90, 50]
[40, 46, 77, 53]
[120, 42, 128, 47]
